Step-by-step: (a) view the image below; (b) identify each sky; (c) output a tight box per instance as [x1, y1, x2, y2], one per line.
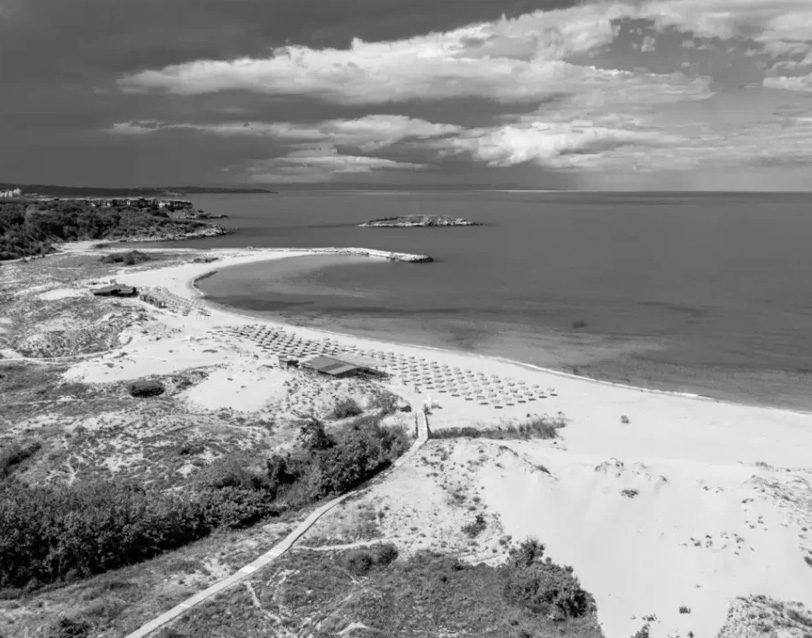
[2, 0, 812, 189]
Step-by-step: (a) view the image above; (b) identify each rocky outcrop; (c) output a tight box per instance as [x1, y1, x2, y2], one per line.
[359, 215, 480, 228]
[109, 224, 232, 244]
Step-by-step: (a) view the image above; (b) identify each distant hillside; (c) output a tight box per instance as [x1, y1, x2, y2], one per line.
[0, 199, 228, 260]
[0, 184, 274, 197]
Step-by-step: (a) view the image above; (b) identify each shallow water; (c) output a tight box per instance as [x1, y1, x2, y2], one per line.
[181, 190, 812, 410]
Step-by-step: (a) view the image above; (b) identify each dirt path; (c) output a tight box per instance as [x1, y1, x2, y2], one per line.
[124, 410, 429, 638]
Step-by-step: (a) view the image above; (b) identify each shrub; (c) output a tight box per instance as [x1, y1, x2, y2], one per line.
[0, 478, 280, 590]
[98, 250, 151, 266]
[330, 398, 363, 420]
[461, 513, 487, 538]
[47, 616, 93, 638]
[201, 458, 267, 491]
[503, 539, 593, 620]
[342, 543, 398, 576]
[297, 418, 335, 451]
[127, 379, 165, 398]
[303, 420, 409, 499]
[0, 440, 41, 479]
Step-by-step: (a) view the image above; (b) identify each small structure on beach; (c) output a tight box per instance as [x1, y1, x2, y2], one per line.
[278, 356, 300, 369]
[91, 284, 138, 298]
[302, 355, 380, 378]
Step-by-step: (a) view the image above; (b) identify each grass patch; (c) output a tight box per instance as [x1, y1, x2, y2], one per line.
[166, 540, 602, 638]
[98, 250, 152, 266]
[430, 416, 565, 441]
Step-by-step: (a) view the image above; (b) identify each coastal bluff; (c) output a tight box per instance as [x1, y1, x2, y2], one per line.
[359, 215, 480, 228]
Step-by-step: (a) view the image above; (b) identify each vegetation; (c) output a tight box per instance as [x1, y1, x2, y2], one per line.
[503, 539, 594, 620]
[127, 379, 166, 398]
[329, 397, 363, 419]
[0, 418, 409, 592]
[0, 441, 41, 479]
[0, 199, 219, 260]
[342, 543, 398, 576]
[461, 512, 488, 537]
[430, 416, 565, 441]
[163, 542, 602, 638]
[98, 250, 152, 265]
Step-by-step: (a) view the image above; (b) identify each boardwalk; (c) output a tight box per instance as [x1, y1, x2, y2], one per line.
[125, 410, 429, 638]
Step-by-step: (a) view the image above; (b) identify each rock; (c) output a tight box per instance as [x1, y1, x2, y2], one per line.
[359, 215, 481, 228]
[127, 379, 165, 398]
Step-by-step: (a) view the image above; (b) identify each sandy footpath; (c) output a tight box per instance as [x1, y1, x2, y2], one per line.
[57, 245, 812, 638]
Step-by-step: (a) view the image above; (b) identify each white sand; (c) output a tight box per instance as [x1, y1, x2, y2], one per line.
[60, 246, 812, 637]
[182, 363, 289, 412]
[36, 287, 86, 301]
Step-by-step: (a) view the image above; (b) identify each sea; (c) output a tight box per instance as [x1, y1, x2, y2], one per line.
[168, 190, 812, 411]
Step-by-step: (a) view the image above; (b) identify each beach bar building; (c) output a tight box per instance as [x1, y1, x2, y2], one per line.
[302, 355, 380, 378]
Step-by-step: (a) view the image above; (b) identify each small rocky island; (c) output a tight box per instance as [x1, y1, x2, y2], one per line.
[359, 215, 481, 228]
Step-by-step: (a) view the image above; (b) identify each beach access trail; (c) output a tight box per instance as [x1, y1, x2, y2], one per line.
[125, 410, 429, 638]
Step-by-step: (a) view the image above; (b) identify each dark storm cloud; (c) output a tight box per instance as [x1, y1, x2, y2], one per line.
[0, 0, 576, 81]
[0, 0, 575, 185]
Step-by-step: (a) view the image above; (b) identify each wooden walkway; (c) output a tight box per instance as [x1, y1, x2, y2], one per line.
[125, 410, 429, 638]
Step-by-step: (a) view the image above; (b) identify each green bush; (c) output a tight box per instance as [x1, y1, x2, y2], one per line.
[0, 420, 409, 591]
[126, 379, 165, 398]
[303, 420, 409, 499]
[0, 478, 281, 591]
[0, 440, 41, 479]
[342, 543, 398, 576]
[297, 418, 335, 452]
[330, 398, 363, 419]
[503, 540, 593, 620]
[461, 513, 487, 538]
[47, 616, 92, 638]
[98, 250, 152, 265]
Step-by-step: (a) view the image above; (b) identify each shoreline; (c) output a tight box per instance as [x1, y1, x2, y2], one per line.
[188, 250, 812, 419]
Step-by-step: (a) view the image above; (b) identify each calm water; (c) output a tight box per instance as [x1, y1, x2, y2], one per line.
[182, 191, 812, 410]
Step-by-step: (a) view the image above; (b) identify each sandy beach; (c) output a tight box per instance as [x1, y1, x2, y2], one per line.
[42, 244, 812, 638]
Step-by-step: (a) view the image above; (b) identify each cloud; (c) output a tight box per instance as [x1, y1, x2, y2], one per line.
[116, 4, 648, 103]
[116, 0, 812, 104]
[243, 147, 425, 182]
[106, 114, 461, 150]
[638, 0, 812, 42]
[763, 73, 812, 91]
[433, 121, 681, 169]
[100, 0, 812, 187]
